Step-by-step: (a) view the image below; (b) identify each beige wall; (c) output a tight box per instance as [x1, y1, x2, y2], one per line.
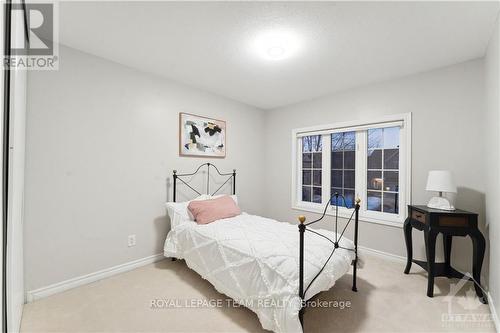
[263, 60, 487, 279]
[24, 45, 266, 291]
[485, 14, 500, 323]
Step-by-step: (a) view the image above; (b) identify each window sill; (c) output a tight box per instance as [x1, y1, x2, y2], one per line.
[291, 204, 404, 229]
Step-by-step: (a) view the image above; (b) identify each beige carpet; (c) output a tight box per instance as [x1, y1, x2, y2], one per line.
[20, 254, 495, 332]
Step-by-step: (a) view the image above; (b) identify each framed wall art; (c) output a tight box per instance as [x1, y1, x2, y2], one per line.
[179, 113, 226, 158]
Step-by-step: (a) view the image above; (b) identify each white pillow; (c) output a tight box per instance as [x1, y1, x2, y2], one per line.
[210, 194, 238, 204]
[166, 195, 210, 229]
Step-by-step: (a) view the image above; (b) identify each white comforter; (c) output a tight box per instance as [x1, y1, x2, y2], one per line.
[164, 213, 356, 333]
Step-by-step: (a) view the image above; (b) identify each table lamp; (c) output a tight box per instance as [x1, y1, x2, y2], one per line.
[425, 170, 456, 210]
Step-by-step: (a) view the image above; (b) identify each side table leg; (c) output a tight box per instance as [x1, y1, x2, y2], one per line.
[470, 230, 487, 304]
[443, 234, 452, 277]
[424, 229, 438, 298]
[403, 217, 412, 274]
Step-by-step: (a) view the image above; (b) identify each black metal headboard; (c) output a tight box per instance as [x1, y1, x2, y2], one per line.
[172, 163, 236, 202]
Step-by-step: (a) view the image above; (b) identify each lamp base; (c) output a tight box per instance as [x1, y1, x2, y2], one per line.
[427, 196, 455, 211]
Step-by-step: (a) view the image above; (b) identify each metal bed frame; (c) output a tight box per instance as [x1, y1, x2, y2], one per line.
[172, 162, 236, 203]
[297, 193, 360, 329]
[171, 163, 360, 331]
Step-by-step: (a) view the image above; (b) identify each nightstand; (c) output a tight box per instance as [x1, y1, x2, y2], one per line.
[403, 205, 487, 304]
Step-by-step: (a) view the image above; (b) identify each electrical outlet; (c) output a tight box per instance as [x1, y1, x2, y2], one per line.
[128, 234, 136, 247]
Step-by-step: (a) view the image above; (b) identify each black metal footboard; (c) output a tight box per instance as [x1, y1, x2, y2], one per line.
[297, 193, 361, 328]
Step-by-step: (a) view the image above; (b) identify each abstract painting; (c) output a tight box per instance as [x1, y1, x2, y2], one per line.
[179, 113, 226, 157]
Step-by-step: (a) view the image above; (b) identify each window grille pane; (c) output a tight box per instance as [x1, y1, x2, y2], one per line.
[368, 129, 383, 149]
[384, 149, 399, 169]
[311, 136, 322, 152]
[367, 149, 382, 169]
[331, 152, 343, 169]
[344, 170, 355, 189]
[367, 171, 383, 190]
[383, 171, 399, 191]
[332, 133, 343, 151]
[302, 170, 312, 186]
[302, 137, 312, 152]
[331, 132, 356, 207]
[343, 132, 356, 150]
[331, 170, 343, 187]
[312, 152, 322, 168]
[302, 186, 312, 202]
[312, 187, 322, 203]
[383, 193, 399, 214]
[302, 153, 312, 168]
[344, 151, 355, 169]
[344, 189, 355, 208]
[313, 170, 322, 186]
[383, 127, 400, 149]
[367, 191, 382, 211]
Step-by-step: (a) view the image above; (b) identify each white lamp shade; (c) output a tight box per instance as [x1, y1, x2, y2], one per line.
[425, 170, 457, 193]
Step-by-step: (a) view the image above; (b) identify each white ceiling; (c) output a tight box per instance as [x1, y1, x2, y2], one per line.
[57, 1, 500, 109]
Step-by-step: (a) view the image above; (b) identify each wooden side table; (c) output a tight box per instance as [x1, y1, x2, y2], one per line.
[403, 205, 487, 304]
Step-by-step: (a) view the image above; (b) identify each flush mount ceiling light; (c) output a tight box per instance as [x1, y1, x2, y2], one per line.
[252, 29, 300, 61]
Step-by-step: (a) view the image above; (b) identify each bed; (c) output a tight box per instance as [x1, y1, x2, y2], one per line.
[164, 163, 360, 333]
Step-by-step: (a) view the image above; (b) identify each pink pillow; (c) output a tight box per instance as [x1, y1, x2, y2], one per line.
[188, 195, 241, 224]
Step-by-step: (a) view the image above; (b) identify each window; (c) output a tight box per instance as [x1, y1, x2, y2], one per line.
[301, 135, 322, 203]
[331, 132, 356, 208]
[367, 127, 400, 214]
[293, 114, 411, 226]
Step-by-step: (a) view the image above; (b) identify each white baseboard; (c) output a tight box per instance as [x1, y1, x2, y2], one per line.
[26, 253, 164, 303]
[26, 246, 402, 303]
[358, 245, 407, 263]
[488, 292, 500, 333]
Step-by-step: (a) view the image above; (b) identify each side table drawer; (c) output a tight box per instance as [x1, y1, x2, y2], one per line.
[438, 216, 468, 227]
[411, 210, 426, 224]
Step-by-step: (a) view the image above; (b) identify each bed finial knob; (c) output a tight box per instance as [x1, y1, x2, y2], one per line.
[298, 215, 306, 224]
[233, 169, 236, 173]
[173, 170, 177, 174]
[355, 197, 361, 204]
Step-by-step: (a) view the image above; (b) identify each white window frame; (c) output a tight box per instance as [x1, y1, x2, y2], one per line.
[291, 113, 412, 228]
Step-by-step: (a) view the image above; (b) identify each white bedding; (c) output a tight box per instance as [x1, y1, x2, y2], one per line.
[164, 213, 356, 333]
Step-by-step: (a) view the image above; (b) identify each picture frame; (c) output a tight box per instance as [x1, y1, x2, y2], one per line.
[179, 112, 226, 158]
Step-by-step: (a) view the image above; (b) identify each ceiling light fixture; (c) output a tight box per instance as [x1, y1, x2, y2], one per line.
[267, 46, 285, 58]
[253, 29, 300, 61]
